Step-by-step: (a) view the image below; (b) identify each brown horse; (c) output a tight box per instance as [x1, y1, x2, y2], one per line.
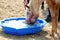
[47, 0, 59, 37]
[24, 0, 59, 38]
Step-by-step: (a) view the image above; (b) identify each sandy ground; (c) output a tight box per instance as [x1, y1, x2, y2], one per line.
[0, 0, 60, 40]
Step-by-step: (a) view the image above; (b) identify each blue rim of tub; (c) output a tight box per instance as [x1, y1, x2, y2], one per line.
[0, 17, 47, 35]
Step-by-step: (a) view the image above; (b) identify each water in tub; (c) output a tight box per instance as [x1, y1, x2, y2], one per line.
[2, 20, 28, 29]
[2, 20, 42, 29]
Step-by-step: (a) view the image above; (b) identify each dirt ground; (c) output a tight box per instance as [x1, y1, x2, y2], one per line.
[0, 0, 60, 40]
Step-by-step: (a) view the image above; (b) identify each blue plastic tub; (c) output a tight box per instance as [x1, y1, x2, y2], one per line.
[0, 17, 46, 36]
